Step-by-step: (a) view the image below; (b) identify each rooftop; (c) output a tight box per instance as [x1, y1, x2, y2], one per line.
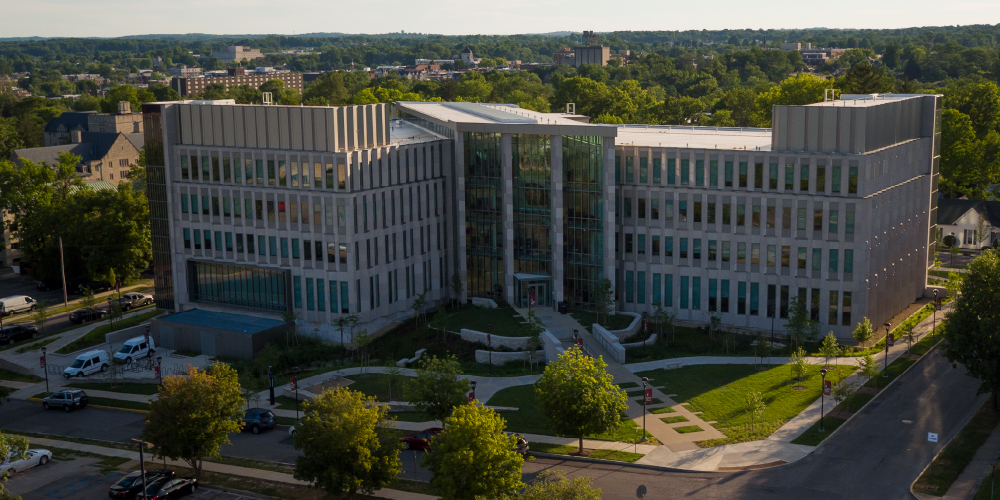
[390, 119, 446, 145]
[615, 125, 773, 151]
[806, 94, 928, 108]
[398, 101, 611, 129]
[156, 308, 284, 334]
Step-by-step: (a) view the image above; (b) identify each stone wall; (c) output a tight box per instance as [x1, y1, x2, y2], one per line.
[608, 312, 641, 340]
[460, 328, 532, 350]
[592, 324, 626, 364]
[475, 349, 538, 365]
[622, 334, 657, 349]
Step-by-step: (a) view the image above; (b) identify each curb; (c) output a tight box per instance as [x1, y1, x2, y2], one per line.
[201, 484, 279, 500]
[528, 451, 704, 474]
[27, 397, 151, 414]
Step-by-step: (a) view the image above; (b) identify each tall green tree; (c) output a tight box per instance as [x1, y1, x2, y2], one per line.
[404, 355, 469, 421]
[785, 300, 819, 347]
[535, 346, 628, 453]
[940, 109, 981, 198]
[422, 403, 524, 500]
[142, 364, 245, 478]
[840, 62, 895, 94]
[943, 249, 1000, 409]
[293, 387, 402, 497]
[853, 317, 875, 348]
[0, 432, 29, 499]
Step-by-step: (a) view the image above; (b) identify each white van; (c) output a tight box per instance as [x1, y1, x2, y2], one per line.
[63, 350, 109, 378]
[0, 296, 36, 316]
[113, 336, 155, 364]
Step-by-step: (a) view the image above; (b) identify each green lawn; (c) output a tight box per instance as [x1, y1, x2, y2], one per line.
[635, 364, 851, 446]
[342, 373, 414, 402]
[274, 395, 303, 411]
[675, 425, 704, 434]
[915, 403, 1000, 496]
[569, 311, 635, 333]
[870, 357, 916, 390]
[56, 309, 164, 354]
[486, 384, 656, 443]
[790, 416, 846, 446]
[660, 416, 689, 424]
[14, 336, 60, 354]
[65, 381, 159, 396]
[0, 368, 42, 383]
[636, 398, 664, 405]
[972, 459, 1000, 500]
[911, 329, 944, 356]
[649, 406, 676, 414]
[390, 410, 436, 422]
[442, 302, 527, 336]
[625, 325, 763, 362]
[615, 382, 639, 389]
[842, 393, 875, 413]
[530, 442, 644, 463]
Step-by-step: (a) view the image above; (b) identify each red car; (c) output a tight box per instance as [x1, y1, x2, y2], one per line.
[400, 428, 442, 451]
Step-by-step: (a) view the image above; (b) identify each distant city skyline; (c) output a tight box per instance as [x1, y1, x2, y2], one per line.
[2, 0, 997, 39]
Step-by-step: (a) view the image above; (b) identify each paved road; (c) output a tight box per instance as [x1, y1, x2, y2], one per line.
[3, 345, 984, 499]
[523, 347, 986, 499]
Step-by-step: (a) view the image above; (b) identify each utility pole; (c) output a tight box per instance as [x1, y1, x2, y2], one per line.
[131, 438, 153, 500]
[58, 236, 68, 307]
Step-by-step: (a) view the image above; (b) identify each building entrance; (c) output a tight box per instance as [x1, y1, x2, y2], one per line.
[514, 273, 551, 308]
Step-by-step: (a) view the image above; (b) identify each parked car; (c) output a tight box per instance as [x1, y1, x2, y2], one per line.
[35, 279, 62, 292]
[0, 449, 52, 474]
[0, 295, 37, 316]
[42, 390, 89, 412]
[68, 307, 108, 324]
[399, 428, 442, 451]
[241, 408, 277, 434]
[0, 324, 38, 345]
[108, 469, 175, 499]
[77, 281, 112, 294]
[114, 336, 156, 364]
[63, 350, 109, 378]
[144, 477, 198, 500]
[114, 292, 154, 311]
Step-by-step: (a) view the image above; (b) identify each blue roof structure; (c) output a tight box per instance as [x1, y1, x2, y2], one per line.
[158, 309, 284, 334]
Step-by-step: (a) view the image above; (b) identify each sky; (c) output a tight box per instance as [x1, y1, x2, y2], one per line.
[2, 0, 999, 38]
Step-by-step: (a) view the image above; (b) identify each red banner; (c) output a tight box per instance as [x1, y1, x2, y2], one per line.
[823, 380, 831, 396]
[153, 366, 160, 378]
[468, 392, 475, 403]
[887, 334, 895, 347]
[39, 356, 45, 369]
[290, 377, 297, 391]
[644, 388, 653, 404]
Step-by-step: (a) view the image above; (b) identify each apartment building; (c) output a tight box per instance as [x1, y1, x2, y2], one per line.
[170, 67, 304, 97]
[143, 95, 940, 344]
[212, 46, 265, 63]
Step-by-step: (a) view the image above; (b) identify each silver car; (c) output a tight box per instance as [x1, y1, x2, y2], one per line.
[1, 449, 52, 474]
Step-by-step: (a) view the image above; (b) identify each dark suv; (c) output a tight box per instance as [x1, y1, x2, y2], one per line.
[69, 308, 107, 324]
[108, 469, 175, 499]
[42, 390, 89, 412]
[0, 324, 38, 345]
[241, 408, 277, 434]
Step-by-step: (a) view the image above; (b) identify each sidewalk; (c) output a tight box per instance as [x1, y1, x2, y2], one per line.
[12, 435, 437, 500]
[915, 417, 1000, 500]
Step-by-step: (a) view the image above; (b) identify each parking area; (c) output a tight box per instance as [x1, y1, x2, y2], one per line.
[0, 273, 70, 307]
[6, 458, 257, 500]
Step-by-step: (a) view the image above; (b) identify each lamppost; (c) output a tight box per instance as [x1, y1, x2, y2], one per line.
[470, 380, 477, 402]
[641, 377, 649, 442]
[41, 346, 49, 394]
[933, 289, 938, 337]
[131, 438, 153, 500]
[487, 323, 493, 377]
[268, 365, 275, 406]
[292, 367, 300, 421]
[883, 322, 892, 378]
[156, 356, 162, 385]
[819, 368, 828, 433]
[339, 317, 345, 365]
[768, 305, 776, 366]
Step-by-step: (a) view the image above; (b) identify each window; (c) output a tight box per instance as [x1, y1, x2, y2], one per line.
[223, 197, 231, 217]
[752, 204, 761, 227]
[708, 240, 717, 261]
[638, 234, 646, 255]
[202, 196, 209, 215]
[246, 235, 254, 254]
[225, 232, 233, 252]
[306, 277, 314, 310]
[638, 198, 646, 218]
[651, 199, 659, 219]
[784, 163, 794, 190]
[754, 162, 763, 188]
[640, 157, 648, 183]
[767, 245, 776, 267]
[293, 276, 302, 308]
[291, 238, 300, 259]
[653, 158, 662, 184]
[258, 236, 265, 255]
[710, 161, 719, 187]
[626, 271, 634, 303]
[751, 243, 760, 265]
[693, 201, 702, 223]
[721, 279, 729, 312]
[812, 248, 821, 271]
[205, 231, 212, 250]
[652, 235, 660, 256]
[653, 274, 661, 304]
[725, 161, 734, 187]
[624, 197, 632, 218]
[814, 209, 823, 232]
[665, 236, 673, 257]
[783, 207, 791, 230]
[278, 160, 287, 186]
[829, 210, 839, 234]
[722, 241, 730, 262]
[797, 208, 806, 230]
[844, 249, 854, 273]
[846, 211, 855, 235]
[181, 194, 188, 213]
[816, 165, 826, 192]
[183, 228, 190, 249]
[750, 283, 759, 315]
[693, 239, 701, 260]
[829, 290, 839, 325]
[708, 203, 716, 224]
[832, 165, 842, 193]
[739, 162, 748, 188]
[267, 159, 276, 185]
[695, 160, 704, 187]
[767, 284, 776, 317]
[625, 234, 633, 254]
[737, 242, 746, 264]
[842, 291, 852, 325]
[736, 204, 745, 226]
[829, 249, 839, 272]
[680, 276, 689, 309]
[680, 160, 689, 185]
[679, 201, 687, 222]
[709, 279, 718, 311]
[194, 229, 201, 249]
[667, 159, 676, 185]
[665, 200, 674, 221]
[797, 247, 807, 269]
[680, 238, 688, 259]
[211, 197, 220, 216]
[665, 274, 674, 307]
[780, 285, 790, 318]
[848, 166, 858, 194]
[180, 155, 189, 179]
[769, 163, 778, 189]
[269, 236, 278, 256]
[723, 203, 731, 224]
[692, 277, 701, 310]
[737, 281, 746, 314]
[781, 246, 790, 268]
[800, 164, 809, 191]
[625, 157, 634, 182]
[766, 206, 775, 228]
[637, 271, 646, 303]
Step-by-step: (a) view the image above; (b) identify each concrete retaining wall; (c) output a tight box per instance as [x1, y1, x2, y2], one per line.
[592, 324, 627, 364]
[475, 349, 539, 365]
[460, 329, 531, 350]
[471, 298, 498, 309]
[105, 324, 155, 348]
[542, 330, 563, 363]
[622, 334, 657, 349]
[609, 312, 642, 340]
[0, 358, 32, 376]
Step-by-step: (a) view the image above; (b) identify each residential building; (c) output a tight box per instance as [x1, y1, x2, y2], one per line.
[168, 66, 204, 78]
[212, 46, 265, 63]
[460, 47, 481, 66]
[170, 67, 304, 97]
[12, 130, 143, 182]
[936, 198, 998, 248]
[43, 101, 143, 146]
[142, 94, 940, 346]
[800, 48, 849, 65]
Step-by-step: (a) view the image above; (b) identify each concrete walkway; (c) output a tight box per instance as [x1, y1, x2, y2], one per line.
[10, 435, 436, 500]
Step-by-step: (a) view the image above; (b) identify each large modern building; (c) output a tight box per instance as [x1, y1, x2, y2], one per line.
[143, 94, 940, 343]
[170, 67, 304, 97]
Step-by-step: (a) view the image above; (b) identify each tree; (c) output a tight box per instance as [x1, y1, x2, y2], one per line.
[743, 390, 766, 434]
[0, 118, 23, 160]
[384, 364, 403, 401]
[853, 317, 874, 348]
[422, 403, 524, 500]
[521, 310, 545, 371]
[820, 332, 840, 367]
[355, 329, 372, 373]
[411, 292, 427, 325]
[487, 471, 601, 500]
[789, 346, 808, 386]
[752, 74, 831, 127]
[450, 273, 465, 309]
[30, 300, 51, 336]
[940, 109, 979, 198]
[593, 278, 614, 327]
[238, 374, 262, 410]
[975, 212, 991, 249]
[840, 62, 894, 94]
[943, 249, 1000, 409]
[293, 387, 401, 497]
[535, 346, 628, 453]
[0, 432, 29, 499]
[404, 355, 469, 421]
[831, 379, 859, 409]
[860, 353, 880, 387]
[785, 300, 818, 348]
[281, 309, 300, 347]
[142, 364, 244, 478]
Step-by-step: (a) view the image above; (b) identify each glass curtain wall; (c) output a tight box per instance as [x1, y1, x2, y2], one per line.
[464, 132, 504, 299]
[142, 105, 174, 310]
[188, 261, 289, 312]
[512, 135, 552, 278]
[563, 135, 604, 308]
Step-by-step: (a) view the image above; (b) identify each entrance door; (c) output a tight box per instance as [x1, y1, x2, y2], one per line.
[529, 283, 547, 307]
